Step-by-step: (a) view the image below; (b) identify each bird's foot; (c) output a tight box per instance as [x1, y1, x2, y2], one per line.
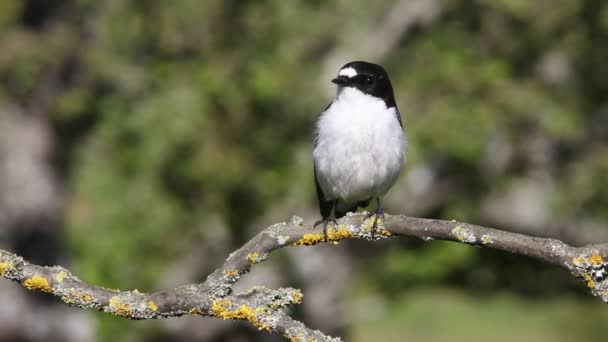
[365, 207, 385, 237]
[314, 217, 338, 241]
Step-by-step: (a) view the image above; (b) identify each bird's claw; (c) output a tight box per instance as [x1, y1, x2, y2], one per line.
[366, 208, 385, 237]
[314, 218, 338, 241]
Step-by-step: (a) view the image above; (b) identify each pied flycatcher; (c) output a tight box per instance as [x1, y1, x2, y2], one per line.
[313, 61, 407, 236]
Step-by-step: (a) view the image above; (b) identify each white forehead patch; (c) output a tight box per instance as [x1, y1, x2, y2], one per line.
[338, 67, 357, 78]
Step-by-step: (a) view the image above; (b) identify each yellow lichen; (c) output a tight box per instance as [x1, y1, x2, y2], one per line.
[73, 288, 92, 302]
[362, 217, 383, 232]
[291, 233, 325, 246]
[225, 269, 239, 277]
[452, 226, 465, 241]
[147, 301, 158, 311]
[109, 296, 134, 317]
[212, 299, 270, 330]
[189, 307, 203, 315]
[0, 260, 14, 276]
[583, 273, 595, 288]
[291, 226, 354, 246]
[481, 234, 494, 245]
[23, 275, 52, 293]
[589, 254, 604, 266]
[61, 288, 93, 305]
[326, 226, 352, 243]
[291, 291, 303, 304]
[55, 271, 67, 283]
[379, 228, 393, 236]
[572, 256, 586, 266]
[248, 252, 260, 264]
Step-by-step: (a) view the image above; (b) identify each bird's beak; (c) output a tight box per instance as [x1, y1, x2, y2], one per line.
[331, 76, 350, 86]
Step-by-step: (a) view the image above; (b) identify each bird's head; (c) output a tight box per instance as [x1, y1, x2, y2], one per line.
[332, 61, 394, 101]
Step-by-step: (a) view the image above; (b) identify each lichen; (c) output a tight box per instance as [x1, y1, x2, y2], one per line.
[61, 287, 93, 306]
[55, 271, 68, 283]
[379, 228, 393, 236]
[0, 259, 14, 276]
[590, 254, 604, 266]
[188, 307, 203, 315]
[584, 273, 595, 288]
[248, 252, 261, 264]
[290, 215, 304, 226]
[451, 225, 476, 244]
[211, 299, 271, 330]
[287, 332, 318, 342]
[109, 296, 134, 317]
[291, 291, 303, 304]
[23, 275, 52, 293]
[572, 256, 586, 266]
[481, 234, 494, 245]
[147, 301, 158, 311]
[291, 233, 325, 246]
[225, 269, 239, 277]
[291, 226, 354, 246]
[569, 253, 608, 301]
[362, 217, 382, 232]
[326, 226, 352, 243]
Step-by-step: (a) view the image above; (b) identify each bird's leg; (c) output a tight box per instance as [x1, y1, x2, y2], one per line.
[314, 200, 338, 241]
[365, 197, 384, 236]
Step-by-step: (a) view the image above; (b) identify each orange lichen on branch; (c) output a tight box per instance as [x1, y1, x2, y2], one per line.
[451, 225, 476, 244]
[55, 271, 68, 283]
[362, 217, 383, 232]
[23, 275, 52, 293]
[326, 226, 352, 242]
[212, 299, 271, 330]
[291, 291, 303, 304]
[292, 225, 353, 246]
[572, 254, 607, 268]
[226, 269, 239, 276]
[0, 260, 14, 276]
[379, 228, 393, 236]
[147, 301, 158, 312]
[188, 307, 203, 315]
[61, 287, 93, 305]
[590, 254, 604, 266]
[572, 256, 586, 266]
[583, 273, 595, 288]
[291, 233, 325, 246]
[288, 333, 318, 342]
[248, 252, 261, 264]
[108, 296, 134, 317]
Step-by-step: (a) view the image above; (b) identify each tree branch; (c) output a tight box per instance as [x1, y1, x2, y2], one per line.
[1, 213, 607, 341]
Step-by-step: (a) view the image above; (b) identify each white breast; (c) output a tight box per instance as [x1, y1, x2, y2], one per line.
[313, 87, 407, 204]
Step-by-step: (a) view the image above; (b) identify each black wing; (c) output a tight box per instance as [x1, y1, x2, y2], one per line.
[314, 164, 333, 220]
[395, 108, 403, 129]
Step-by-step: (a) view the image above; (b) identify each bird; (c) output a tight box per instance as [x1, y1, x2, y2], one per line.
[313, 61, 407, 238]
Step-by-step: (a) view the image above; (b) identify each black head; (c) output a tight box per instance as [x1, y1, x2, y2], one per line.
[332, 61, 396, 108]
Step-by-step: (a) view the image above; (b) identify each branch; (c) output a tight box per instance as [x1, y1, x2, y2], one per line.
[1, 213, 607, 341]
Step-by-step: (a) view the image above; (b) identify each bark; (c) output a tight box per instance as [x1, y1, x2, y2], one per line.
[2, 213, 607, 341]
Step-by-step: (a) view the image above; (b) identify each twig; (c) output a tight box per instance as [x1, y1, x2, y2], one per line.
[1, 213, 607, 341]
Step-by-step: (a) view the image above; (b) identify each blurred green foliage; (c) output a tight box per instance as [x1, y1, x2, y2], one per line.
[1, 0, 608, 340]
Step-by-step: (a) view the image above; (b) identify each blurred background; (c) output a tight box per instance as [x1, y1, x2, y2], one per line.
[1, 0, 608, 341]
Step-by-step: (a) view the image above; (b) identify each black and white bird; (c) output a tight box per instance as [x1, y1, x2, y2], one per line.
[313, 61, 407, 236]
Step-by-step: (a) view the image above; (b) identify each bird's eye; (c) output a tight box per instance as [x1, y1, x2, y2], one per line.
[364, 76, 375, 86]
